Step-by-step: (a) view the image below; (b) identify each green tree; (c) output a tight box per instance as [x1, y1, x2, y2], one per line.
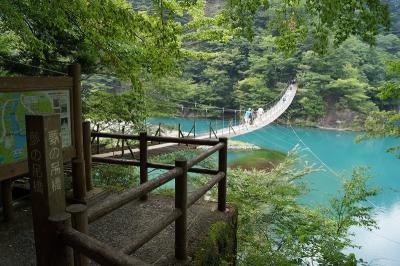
[1, 0, 391, 78]
[325, 78, 376, 113]
[223, 0, 390, 54]
[358, 60, 400, 158]
[192, 148, 379, 265]
[84, 88, 146, 131]
[1, 0, 397, 128]
[234, 76, 275, 109]
[378, 60, 400, 101]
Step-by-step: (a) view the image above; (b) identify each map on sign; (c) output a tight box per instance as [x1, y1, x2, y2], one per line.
[0, 90, 71, 165]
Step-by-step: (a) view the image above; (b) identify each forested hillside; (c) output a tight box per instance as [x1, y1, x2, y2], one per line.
[146, 0, 400, 129]
[1, 0, 397, 130]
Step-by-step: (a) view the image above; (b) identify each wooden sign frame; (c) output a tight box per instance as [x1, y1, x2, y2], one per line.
[0, 76, 77, 181]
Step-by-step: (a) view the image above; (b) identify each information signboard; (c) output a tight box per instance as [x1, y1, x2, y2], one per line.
[0, 90, 72, 165]
[0, 66, 87, 221]
[0, 76, 78, 181]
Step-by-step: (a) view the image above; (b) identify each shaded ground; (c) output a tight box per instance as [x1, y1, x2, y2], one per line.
[230, 149, 286, 171]
[0, 194, 236, 265]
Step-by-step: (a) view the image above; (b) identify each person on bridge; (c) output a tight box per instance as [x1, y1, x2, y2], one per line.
[244, 108, 252, 125]
[288, 79, 296, 90]
[251, 108, 257, 125]
[257, 107, 264, 119]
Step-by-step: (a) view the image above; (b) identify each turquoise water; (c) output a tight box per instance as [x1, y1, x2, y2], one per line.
[149, 117, 400, 265]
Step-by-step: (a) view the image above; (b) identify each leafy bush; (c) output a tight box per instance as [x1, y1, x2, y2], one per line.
[92, 164, 139, 190]
[193, 148, 379, 265]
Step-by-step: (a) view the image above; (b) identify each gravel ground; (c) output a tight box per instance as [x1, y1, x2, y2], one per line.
[0, 195, 236, 265]
[0, 205, 36, 266]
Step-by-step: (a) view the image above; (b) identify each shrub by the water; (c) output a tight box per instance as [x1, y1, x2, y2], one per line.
[192, 148, 378, 265]
[92, 164, 139, 190]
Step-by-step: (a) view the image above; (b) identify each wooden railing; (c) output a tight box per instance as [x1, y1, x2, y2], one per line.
[26, 115, 228, 266]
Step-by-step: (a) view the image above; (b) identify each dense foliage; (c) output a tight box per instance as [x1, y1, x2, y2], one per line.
[357, 58, 400, 157]
[147, 1, 399, 129]
[188, 148, 379, 265]
[0, 0, 394, 127]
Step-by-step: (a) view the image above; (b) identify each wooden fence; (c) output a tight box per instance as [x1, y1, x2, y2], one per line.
[27, 114, 228, 266]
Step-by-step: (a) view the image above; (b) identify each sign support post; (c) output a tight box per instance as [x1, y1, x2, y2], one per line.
[82, 121, 93, 191]
[68, 64, 87, 201]
[26, 114, 70, 265]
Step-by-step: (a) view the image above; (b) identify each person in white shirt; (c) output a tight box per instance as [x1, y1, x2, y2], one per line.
[257, 107, 264, 117]
[257, 107, 264, 120]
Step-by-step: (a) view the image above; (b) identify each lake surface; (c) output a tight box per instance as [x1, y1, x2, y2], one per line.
[149, 117, 400, 265]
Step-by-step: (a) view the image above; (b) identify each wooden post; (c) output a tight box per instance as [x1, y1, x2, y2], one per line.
[239, 110, 242, 130]
[82, 121, 93, 191]
[158, 123, 161, 143]
[96, 124, 100, 154]
[218, 137, 228, 212]
[121, 126, 125, 156]
[26, 114, 67, 265]
[68, 64, 87, 201]
[48, 212, 74, 266]
[194, 102, 197, 139]
[229, 120, 236, 135]
[1, 179, 13, 222]
[209, 122, 212, 139]
[222, 107, 224, 135]
[175, 160, 188, 260]
[139, 132, 148, 201]
[234, 110, 237, 127]
[66, 204, 89, 266]
[178, 123, 181, 146]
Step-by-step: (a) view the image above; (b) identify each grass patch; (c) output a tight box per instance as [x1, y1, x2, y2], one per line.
[230, 149, 286, 171]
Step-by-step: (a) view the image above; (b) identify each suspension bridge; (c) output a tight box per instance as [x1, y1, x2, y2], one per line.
[93, 83, 297, 158]
[199, 83, 297, 138]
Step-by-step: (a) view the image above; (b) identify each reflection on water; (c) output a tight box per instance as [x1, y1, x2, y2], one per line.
[149, 118, 400, 264]
[348, 202, 400, 265]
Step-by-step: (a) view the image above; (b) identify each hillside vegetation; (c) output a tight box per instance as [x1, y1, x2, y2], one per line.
[145, 0, 400, 129]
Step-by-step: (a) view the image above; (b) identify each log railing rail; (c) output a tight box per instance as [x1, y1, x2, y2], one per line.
[27, 116, 228, 266]
[87, 130, 227, 263]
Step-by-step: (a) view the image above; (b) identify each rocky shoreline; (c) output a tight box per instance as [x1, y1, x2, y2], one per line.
[227, 140, 261, 151]
[196, 140, 261, 151]
[277, 120, 363, 132]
